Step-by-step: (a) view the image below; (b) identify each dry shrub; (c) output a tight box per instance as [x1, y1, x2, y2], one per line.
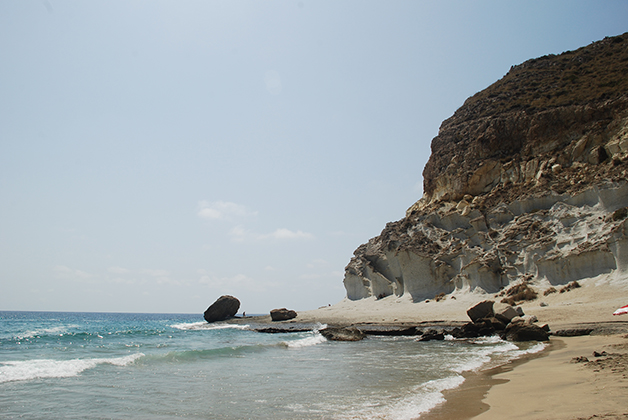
[434, 292, 447, 302]
[559, 281, 581, 293]
[544, 287, 557, 296]
[500, 282, 538, 305]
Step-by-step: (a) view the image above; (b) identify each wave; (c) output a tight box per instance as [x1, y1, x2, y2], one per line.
[451, 340, 518, 373]
[0, 353, 144, 383]
[142, 343, 273, 364]
[170, 322, 251, 331]
[8, 327, 174, 343]
[437, 335, 548, 374]
[391, 375, 466, 420]
[281, 332, 327, 348]
[17, 325, 70, 340]
[331, 375, 466, 420]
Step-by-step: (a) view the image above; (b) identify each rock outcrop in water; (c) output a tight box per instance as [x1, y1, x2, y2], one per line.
[344, 33, 628, 303]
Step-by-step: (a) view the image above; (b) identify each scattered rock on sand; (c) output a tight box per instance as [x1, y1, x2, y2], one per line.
[270, 308, 297, 321]
[204, 295, 240, 323]
[553, 328, 594, 337]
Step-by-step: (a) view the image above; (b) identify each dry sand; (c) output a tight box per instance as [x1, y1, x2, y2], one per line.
[473, 334, 628, 420]
[290, 276, 628, 419]
[296, 275, 628, 329]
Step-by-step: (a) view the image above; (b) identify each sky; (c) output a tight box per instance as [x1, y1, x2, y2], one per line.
[1, 1, 627, 314]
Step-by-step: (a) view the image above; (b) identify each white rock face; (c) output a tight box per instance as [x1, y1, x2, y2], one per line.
[344, 182, 628, 302]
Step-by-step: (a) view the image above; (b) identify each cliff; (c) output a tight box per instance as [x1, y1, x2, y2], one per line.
[344, 33, 628, 302]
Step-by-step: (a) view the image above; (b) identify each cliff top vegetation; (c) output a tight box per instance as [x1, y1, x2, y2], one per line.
[452, 32, 628, 123]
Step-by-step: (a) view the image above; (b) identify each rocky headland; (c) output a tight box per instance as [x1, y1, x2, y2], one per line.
[343, 33, 628, 307]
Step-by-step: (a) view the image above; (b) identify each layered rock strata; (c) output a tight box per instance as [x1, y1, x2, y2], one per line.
[344, 33, 628, 302]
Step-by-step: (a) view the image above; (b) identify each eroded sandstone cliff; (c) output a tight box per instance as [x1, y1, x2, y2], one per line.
[344, 33, 628, 302]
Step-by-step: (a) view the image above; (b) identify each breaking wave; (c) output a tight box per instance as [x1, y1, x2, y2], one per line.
[0, 353, 144, 383]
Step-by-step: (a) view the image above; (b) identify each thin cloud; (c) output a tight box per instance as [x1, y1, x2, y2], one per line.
[198, 272, 268, 293]
[139, 269, 183, 286]
[306, 258, 328, 269]
[108, 266, 131, 274]
[197, 200, 257, 221]
[53, 265, 94, 282]
[229, 226, 314, 242]
[141, 269, 170, 277]
[261, 228, 314, 240]
[229, 225, 250, 242]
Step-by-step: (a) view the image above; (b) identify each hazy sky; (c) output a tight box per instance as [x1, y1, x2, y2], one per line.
[1, 1, 627, 314]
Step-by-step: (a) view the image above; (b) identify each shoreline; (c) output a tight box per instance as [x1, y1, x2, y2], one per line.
[231, 318, 628, 419]
[422, 340, 559, 420]
[228, 279, 628, 419]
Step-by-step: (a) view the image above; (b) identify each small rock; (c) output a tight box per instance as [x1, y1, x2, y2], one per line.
[320, 327, 365, 341]
[540, 302, 548, 307]
[418, 329, 445, 341]
[553, 328, 593, 337]
[593, 351, 608, 358]
[270, 308, 297, 321]
[571, 356, 589, 363]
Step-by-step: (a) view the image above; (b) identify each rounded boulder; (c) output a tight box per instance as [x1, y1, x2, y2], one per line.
[204, 295, 240, 323]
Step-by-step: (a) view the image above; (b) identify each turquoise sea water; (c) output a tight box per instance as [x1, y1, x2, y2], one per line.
[0, 311, 545, 419]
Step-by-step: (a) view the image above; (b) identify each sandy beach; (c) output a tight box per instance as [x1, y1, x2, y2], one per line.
[287, 276, 628, 419]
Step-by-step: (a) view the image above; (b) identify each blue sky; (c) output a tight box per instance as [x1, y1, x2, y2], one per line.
[1, 1, 627, 314]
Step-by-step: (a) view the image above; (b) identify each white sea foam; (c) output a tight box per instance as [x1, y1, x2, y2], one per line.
[452, 340, 518, 373]
[283, 333, 327, 348]
[507, 342, 548, 358]
[388, 375, 466, 420]
[18, 326, 69, 339]
[312, 322, 328, 331]
[170, 322, 250, 331]
[454, 338, 548, 373]
[338, 375, 467, 420]
[0, 353, 144, 383]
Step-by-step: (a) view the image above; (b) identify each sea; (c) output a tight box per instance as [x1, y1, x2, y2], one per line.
[0, 311, 546, 420]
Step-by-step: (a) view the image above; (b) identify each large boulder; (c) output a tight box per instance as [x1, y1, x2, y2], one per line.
[203, 295, 240, 323]
[320, 327, 365, 341]
[270, 308, 297, 321]
[502, 323, 549, 341]
[467, 300, 495, 322]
